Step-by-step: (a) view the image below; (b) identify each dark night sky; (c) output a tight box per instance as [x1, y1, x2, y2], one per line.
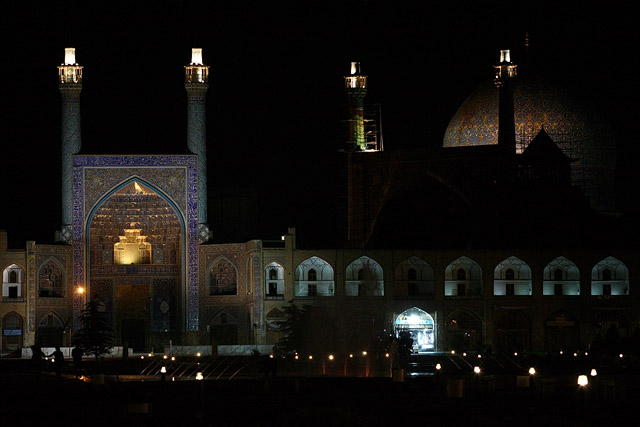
[0, 1, 637, 248]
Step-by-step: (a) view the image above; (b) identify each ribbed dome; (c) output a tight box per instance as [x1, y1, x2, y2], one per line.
[443, 77, 616, 212]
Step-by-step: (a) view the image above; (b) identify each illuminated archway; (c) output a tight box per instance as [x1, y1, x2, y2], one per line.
[86, 178, 185, 350]
[395, 307, 435, 353]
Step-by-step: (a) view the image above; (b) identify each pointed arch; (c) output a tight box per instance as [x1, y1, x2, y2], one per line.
[493, 256, 532, 296]
[444, 256, 482, 297]
[208, 308, 238, 345]
[395, 307, 436, 352]
[494, 310, 531, 352]
[265, 262, 284, 299]
[543, 256, 580, 295]
[446, 308, 483, 351]
[2, 312, 24, 352]
[544, 310, 580, 352]
[345, 255, 384, 296]
[207, 257, 238, 296]
[37, 311, 65, 348]
[2, 263, 25, 298]
[38, 257, 66, 298]
[591, 256, 629, 296]
[394, 256, 434, 297]
[294, 256, 334, 297]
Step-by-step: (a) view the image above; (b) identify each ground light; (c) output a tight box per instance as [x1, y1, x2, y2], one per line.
[590, 369, 597, 377]
[577, 375, 588, 386]
[528, 367, 536, 375]
[473, 366, 480, 374]
[328, 354, 334, 361]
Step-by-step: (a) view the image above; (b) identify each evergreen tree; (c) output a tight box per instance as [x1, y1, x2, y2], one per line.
[72, 300, 115, 362]
[277, 303, 312, 353]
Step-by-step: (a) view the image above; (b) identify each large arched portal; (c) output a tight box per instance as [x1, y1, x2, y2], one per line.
[88, 180, 183, 352]
[395, 308, 435, 353]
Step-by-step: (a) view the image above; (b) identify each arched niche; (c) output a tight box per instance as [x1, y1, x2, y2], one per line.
[395, 307, 436, 352]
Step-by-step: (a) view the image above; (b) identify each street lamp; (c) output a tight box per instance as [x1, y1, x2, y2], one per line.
[528, 367, 536, 375]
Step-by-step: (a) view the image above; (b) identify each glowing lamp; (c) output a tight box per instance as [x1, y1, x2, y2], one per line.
[451, 350, 455, 355]
[160, 366, 167, 374]
[435, 363, 442, 371]
[308, 355, 313, 360]
[528, 367, 536, 375]
[77, 287, 84, 294]
[362, 351, 367, 356]
[195, 372, 204, 381]
[163, 355, 168, 360]
[577, 375, 588, 387]
[473, 366, 481, 374]
[514, 352, 518, 356]
[65, 48, 76, 65]
[619, 353, 623, 358]
[350, 61, 360, 75]
[349, 354, 353, 358]
[590, 368, 598, 377]
[463, 352, 467, 357]
[499, 49, 511, 64]
[385, 353, 389, 358]
[294, 355, 299, 360]
[269, 354, 274, 359]
[196, 352, 201, 357]
[140, 356, 144, 359]
[328, 354, 334, 361]
[477, 354, 482, 358]
[191, 48, 203, 65]
[171, 356, 176, 361]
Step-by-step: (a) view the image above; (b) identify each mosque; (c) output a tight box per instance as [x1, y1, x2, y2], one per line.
[1, 45, 637, 357]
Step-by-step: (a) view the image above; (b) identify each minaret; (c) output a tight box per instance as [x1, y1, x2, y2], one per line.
[57, 48, 83, 243]
[493, 49, 518, 158]
[344, 62, 368, 151]
[185, 48, 210, 243]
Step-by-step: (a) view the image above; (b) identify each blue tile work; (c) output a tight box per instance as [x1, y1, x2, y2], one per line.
[72, 155, 200, 331]
[90, 279, 114, 329]
[152, 278, 177, 332]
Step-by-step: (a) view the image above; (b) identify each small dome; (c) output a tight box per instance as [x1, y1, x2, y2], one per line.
[443, 77, 616, 212]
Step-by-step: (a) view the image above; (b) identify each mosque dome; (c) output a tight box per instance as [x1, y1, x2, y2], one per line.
[443, 76, 616, 213]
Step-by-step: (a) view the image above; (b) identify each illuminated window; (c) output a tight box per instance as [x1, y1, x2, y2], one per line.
[265, 262, 284, 299]
[591, 257, 629, 296]
[544, 257, 580, 296]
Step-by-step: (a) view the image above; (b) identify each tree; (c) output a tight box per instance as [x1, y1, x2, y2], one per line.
[72, 300, 115, 362]
[277, 303, 312, 354]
